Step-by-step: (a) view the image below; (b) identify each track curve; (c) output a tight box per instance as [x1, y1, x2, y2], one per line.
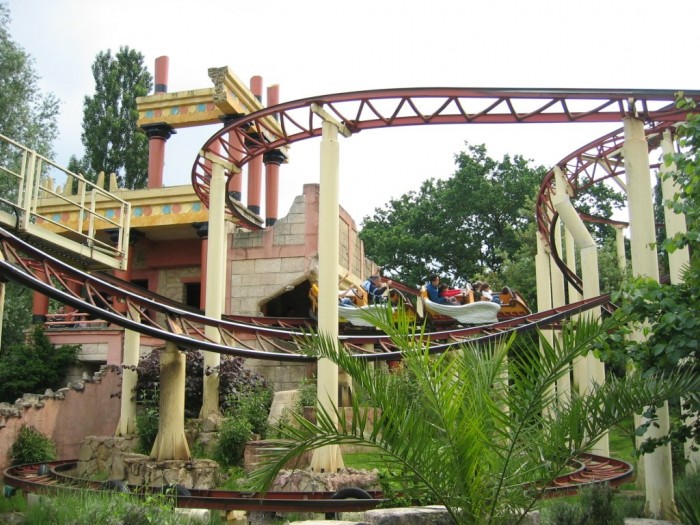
[191, 88, 700, 231]
[3, 454, 634, 511]
[0, 226, 610, 362]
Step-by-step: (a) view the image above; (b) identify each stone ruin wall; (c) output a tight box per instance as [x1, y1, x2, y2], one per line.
[0, 365, 121, 475]
[230, 184, 380, 392]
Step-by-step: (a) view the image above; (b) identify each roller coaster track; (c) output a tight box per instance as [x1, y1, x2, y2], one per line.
[0, 226, 610, 362]
[2, 453, 634, 511]
[190, 88, 700, 231]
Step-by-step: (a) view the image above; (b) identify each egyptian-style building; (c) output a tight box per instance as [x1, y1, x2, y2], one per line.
[38, 57, 380, 390]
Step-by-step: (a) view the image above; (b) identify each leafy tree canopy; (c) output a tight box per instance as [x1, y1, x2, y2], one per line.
[0, 2, 59, 156]
[0, 2, 60, 348]
[360, 143, 546, 288]
[0, 325, 80, 403]
[76, 46, 152, 189]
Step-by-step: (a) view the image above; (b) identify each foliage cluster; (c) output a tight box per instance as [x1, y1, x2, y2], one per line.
[0, 3, 60, 350]
[135, 348, 271, 419]
[541, 484, 645, 525]
[0, 325, 80, 403]
[21, 490, 223, 525]
[360, 143, 625, 304]
[9, 425, 57, 466]
[250, 307, 697, 525]
[674, 469, 700, 525]
[134, 349, 273, 458]
[68, 46, 152, 189]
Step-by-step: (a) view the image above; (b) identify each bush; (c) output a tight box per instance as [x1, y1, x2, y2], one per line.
[135, 392, 160, 455]
[0, 325, 79, 403]
[9, 425, 57, 466]
[226, 386, 273, 438]
[541, 484, 646, 525]
[295, 376, 317, 412]
[675, 470, 700, 525]
[136, 350, 270, 418]
[214, 414, 253, 467]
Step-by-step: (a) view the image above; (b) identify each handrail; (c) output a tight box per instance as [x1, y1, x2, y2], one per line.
[0, 134, 131, 270]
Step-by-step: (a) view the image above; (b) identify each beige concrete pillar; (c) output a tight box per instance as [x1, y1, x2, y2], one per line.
[310, 118, 344, 473]
[660, 130, 690, 281]
[623, 116, 674, 518]
[200, 160, 228, 419]
[151, 341, 191, 461]
[615, 226, 627, 275]
[660, 130, 698, 474]
[535, 233, 556, 416]
[552, 167, 608, 456]
[552, 222, 570, 404]
[116, 305, 141, 436]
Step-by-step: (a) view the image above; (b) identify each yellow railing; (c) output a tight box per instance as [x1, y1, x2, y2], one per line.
[0, 134, 131, 270]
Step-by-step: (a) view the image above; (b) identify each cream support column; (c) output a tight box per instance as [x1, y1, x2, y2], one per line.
[552, 222, 570, 403]
[199, 159, 229, 418]
[151, 341, 191, 461]
[660, 130, 689, 282]
[623, 116, 674, 518]
[564, 226, 586, 394]
[660, 130, 698, 474]
[535, 233, 556, 416]
[565, 228, 582, 305]
[310, 111, 348, 473]
[552, 166, 608, 456]
[615, 226, 627, 275]
[116, 304, 141, 436]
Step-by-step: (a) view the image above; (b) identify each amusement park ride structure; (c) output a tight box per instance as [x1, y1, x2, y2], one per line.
[0, 57, 698, 516]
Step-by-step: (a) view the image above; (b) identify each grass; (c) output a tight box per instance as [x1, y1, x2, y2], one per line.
[0, 489, 27, 513]
[608, 415, 637, 465]
[17, 490, 225, 525]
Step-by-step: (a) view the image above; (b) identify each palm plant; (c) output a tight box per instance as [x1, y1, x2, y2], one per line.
[250, 308, 698, 525]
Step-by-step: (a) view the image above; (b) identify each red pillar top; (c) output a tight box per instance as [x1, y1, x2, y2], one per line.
[155, 56, 169, 93]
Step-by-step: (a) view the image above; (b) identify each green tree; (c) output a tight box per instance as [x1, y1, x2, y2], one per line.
[0, 3, 59, 156]
[0, 2, 60, 350]
[251, 308, 697, 525]
[0, 325, 79, 403]
[76, 46, 152, 189]
[360, 143, 546, 287]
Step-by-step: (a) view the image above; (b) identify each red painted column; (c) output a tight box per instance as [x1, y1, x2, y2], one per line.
[32, 290, 49, 324]
[144, 56, 175, 189]
[246, 76, 263, 215]
[263, 84, 284, 227]
[154, 56, 169, 94]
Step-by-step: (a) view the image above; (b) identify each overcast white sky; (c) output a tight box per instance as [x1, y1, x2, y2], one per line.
[7, 0, 700, 224]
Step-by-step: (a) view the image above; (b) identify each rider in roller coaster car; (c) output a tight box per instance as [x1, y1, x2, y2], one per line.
[362, 275, 390, 304]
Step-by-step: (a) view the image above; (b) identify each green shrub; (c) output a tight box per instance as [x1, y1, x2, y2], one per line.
[230, 386, 273, 438]
[214, 414, 253, 467]
[295, 377, 317, 412]
[134, 386, 160, 454]
[675, 470, 700, 525]
[21, 490, 224, 524]
[9, 425, 57, 466]
[0, 325, 79, 403]
[136, 351, 270, 418]
[541, 484, 645, 525]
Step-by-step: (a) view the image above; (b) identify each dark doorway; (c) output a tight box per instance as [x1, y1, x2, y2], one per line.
[263, 281, 312, 317]
[184, 282, 202, 309]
